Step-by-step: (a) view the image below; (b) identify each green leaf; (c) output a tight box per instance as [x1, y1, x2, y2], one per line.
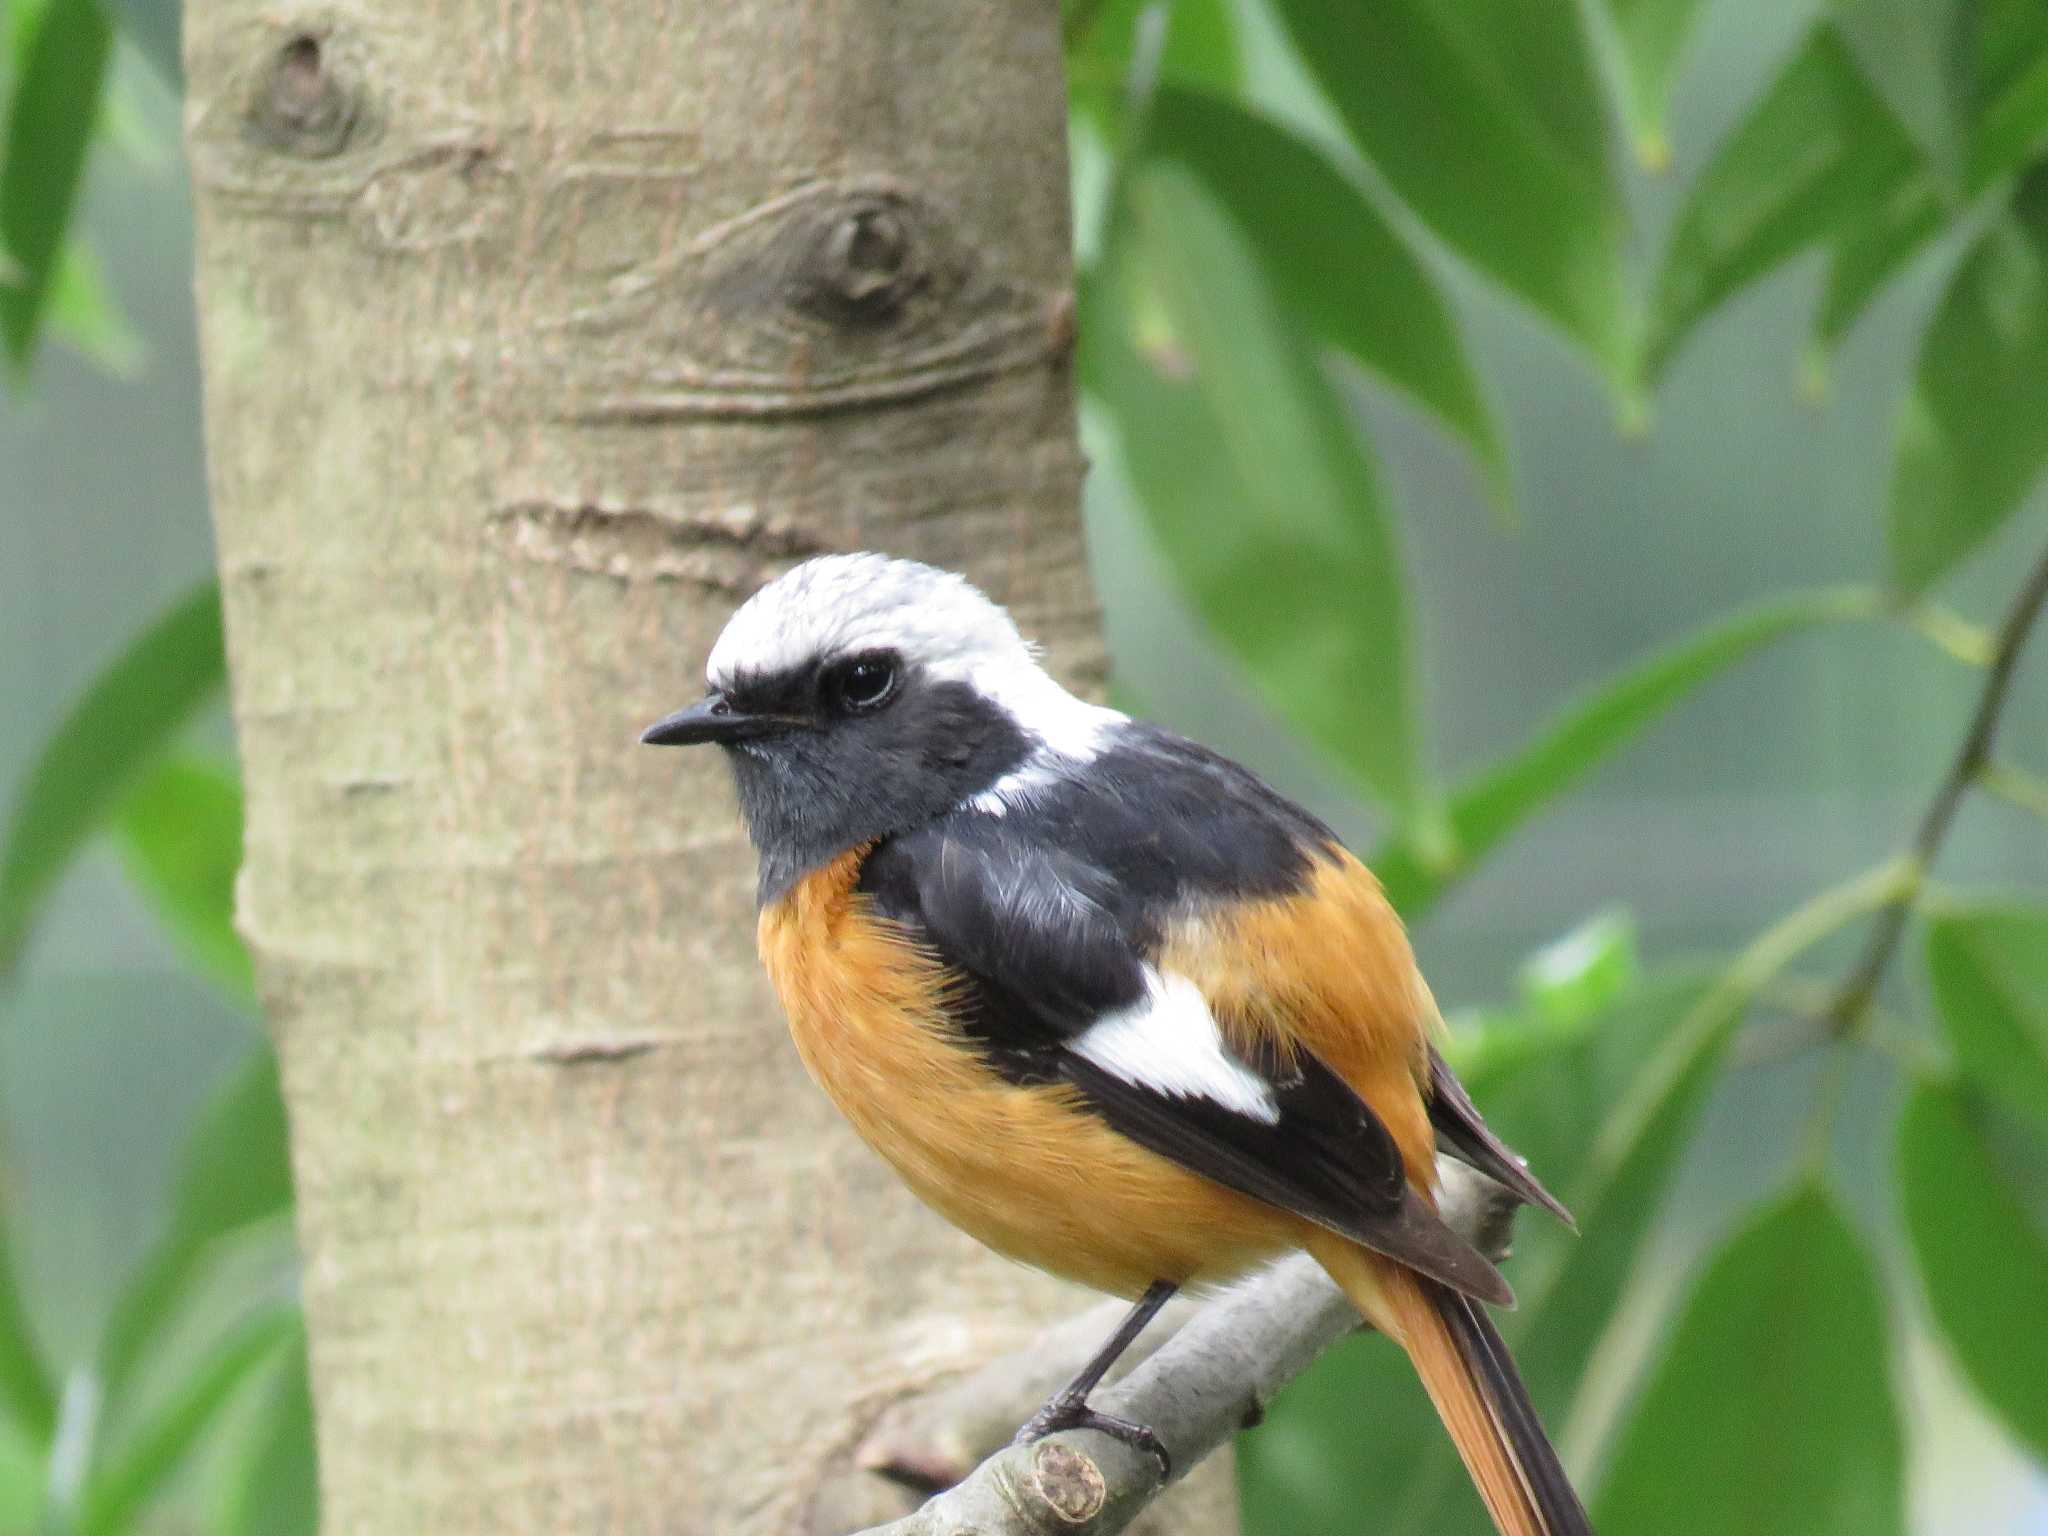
[217, 1325, 317, 1536]
[1086, 166, 1433, 825]
[77, 1307, 297, 1536]
[1888, 165, 2048, 594]
[46, 236, 140, 375]
[1965, 0, 2048, 190]
[1646, 23, 1921, 382]
[1599, 0, 1712, 168]
[1925, 903, 2048, 1134]
[169, 1053, 294, 1247]
[1898, 1077, 2048, 1459]
[1141, 86, 1511, 506]
[1268, 0, 1633, 389]
[1835, 0, 1969, 181]
[1595, 1185, 1904, 1536]
[114, 753, 253, 1003]
[0, 0, 112, 367]
[1067, 0, 1239, 96]
[1518, 910, 1639, 1027]
[1373, 587, 1879, 918]
[1505, 976, 1744, 1431]
[1816, 0, 2048, 352]
[0, 1183, 54, 1442]
[1814, 175, 1948, 350]
[98, 1050, 293, 1405]
[0, 581, 225, 980]
[1237, 1326, 1431, 1535]
[0, 1413, 39, 1529]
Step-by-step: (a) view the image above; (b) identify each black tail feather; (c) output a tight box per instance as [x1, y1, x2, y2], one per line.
[1434, 1281, 1595, 1536]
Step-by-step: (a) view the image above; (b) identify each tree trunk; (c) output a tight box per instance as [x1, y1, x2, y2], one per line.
[181, 2, 1235, 1532]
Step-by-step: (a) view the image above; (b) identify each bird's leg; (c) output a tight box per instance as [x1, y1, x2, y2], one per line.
[1013, 1280, 1178, 1477]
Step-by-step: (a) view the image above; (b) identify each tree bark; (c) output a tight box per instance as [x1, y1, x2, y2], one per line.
[182, 3, 1235, 1531]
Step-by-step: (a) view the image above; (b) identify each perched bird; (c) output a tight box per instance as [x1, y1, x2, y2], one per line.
[643, 554, 1590, 1536]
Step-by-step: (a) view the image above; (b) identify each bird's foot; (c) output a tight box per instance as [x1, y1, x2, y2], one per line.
[1015, 1393, 1172, 1479]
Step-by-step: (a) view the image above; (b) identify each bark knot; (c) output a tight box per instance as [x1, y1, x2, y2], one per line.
[536, 176, 1070, 420]
[805, 198, 919, 325]
[250, 30, 360, 158]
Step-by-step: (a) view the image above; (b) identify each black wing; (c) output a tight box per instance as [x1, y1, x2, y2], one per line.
[859, 790, 1512, 1305]
[1427, 1047, 1575, 1228]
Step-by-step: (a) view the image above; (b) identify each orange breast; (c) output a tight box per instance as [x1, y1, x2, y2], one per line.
[756, 848, 1298, 1297]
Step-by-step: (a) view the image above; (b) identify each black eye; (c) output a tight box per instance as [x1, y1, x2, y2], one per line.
[824, 652, 899, 715]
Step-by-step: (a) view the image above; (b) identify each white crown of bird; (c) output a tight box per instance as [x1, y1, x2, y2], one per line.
[707, 554, 1120, 760]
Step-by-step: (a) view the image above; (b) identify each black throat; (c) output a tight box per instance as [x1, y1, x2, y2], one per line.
[720, 672, 1034, 905]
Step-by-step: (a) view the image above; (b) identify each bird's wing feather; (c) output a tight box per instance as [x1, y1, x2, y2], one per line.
[1427, 1046, 1576, 1228]
[859, 799, 1512, 1305]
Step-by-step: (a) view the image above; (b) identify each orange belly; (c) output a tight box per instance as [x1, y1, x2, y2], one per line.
[757, 848, 1301, 1297]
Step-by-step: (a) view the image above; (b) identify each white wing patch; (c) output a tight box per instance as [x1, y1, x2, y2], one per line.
[1071, 969, 1280, 1124]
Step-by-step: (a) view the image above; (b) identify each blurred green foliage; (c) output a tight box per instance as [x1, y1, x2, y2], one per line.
[4, 0, 2048, 1532]
[1594, 1185, 1905, 1536]
[0, 0, 110, 367]
[0, 583, 221, 978]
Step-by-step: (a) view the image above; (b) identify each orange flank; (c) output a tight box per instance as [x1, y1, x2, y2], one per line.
[758, 846, 1296, 1297]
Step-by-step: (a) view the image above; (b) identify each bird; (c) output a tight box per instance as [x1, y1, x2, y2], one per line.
[642, 552, 1591, 1536]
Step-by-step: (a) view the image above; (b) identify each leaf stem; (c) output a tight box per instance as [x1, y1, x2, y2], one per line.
[1822, 538, 2048, 1038]
[1798, 1042, 1857, 1177]
[1738, 978, 1929, 1073]
[1899, 603, 1997, 667]
[1979, 758, 2048, 826]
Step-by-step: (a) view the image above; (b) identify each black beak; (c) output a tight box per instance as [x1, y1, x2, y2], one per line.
[640, 693, 780, 747]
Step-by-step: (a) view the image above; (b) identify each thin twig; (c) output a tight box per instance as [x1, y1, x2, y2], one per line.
[1825, 541, 2048, 1035]
[1736, 977, 1928, 1072]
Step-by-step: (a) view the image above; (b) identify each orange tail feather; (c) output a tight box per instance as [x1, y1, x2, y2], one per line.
[1309, 1233, 1593, 1536]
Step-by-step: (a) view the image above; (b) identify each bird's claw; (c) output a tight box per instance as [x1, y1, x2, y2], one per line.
[1015, 1395, 1172, 1480]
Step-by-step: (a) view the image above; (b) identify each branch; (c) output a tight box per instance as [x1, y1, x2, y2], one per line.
[1825, 539, 2048, 1035]
[848, 1165, 1518, 1536]
[855, 1295, 1203, 1491]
